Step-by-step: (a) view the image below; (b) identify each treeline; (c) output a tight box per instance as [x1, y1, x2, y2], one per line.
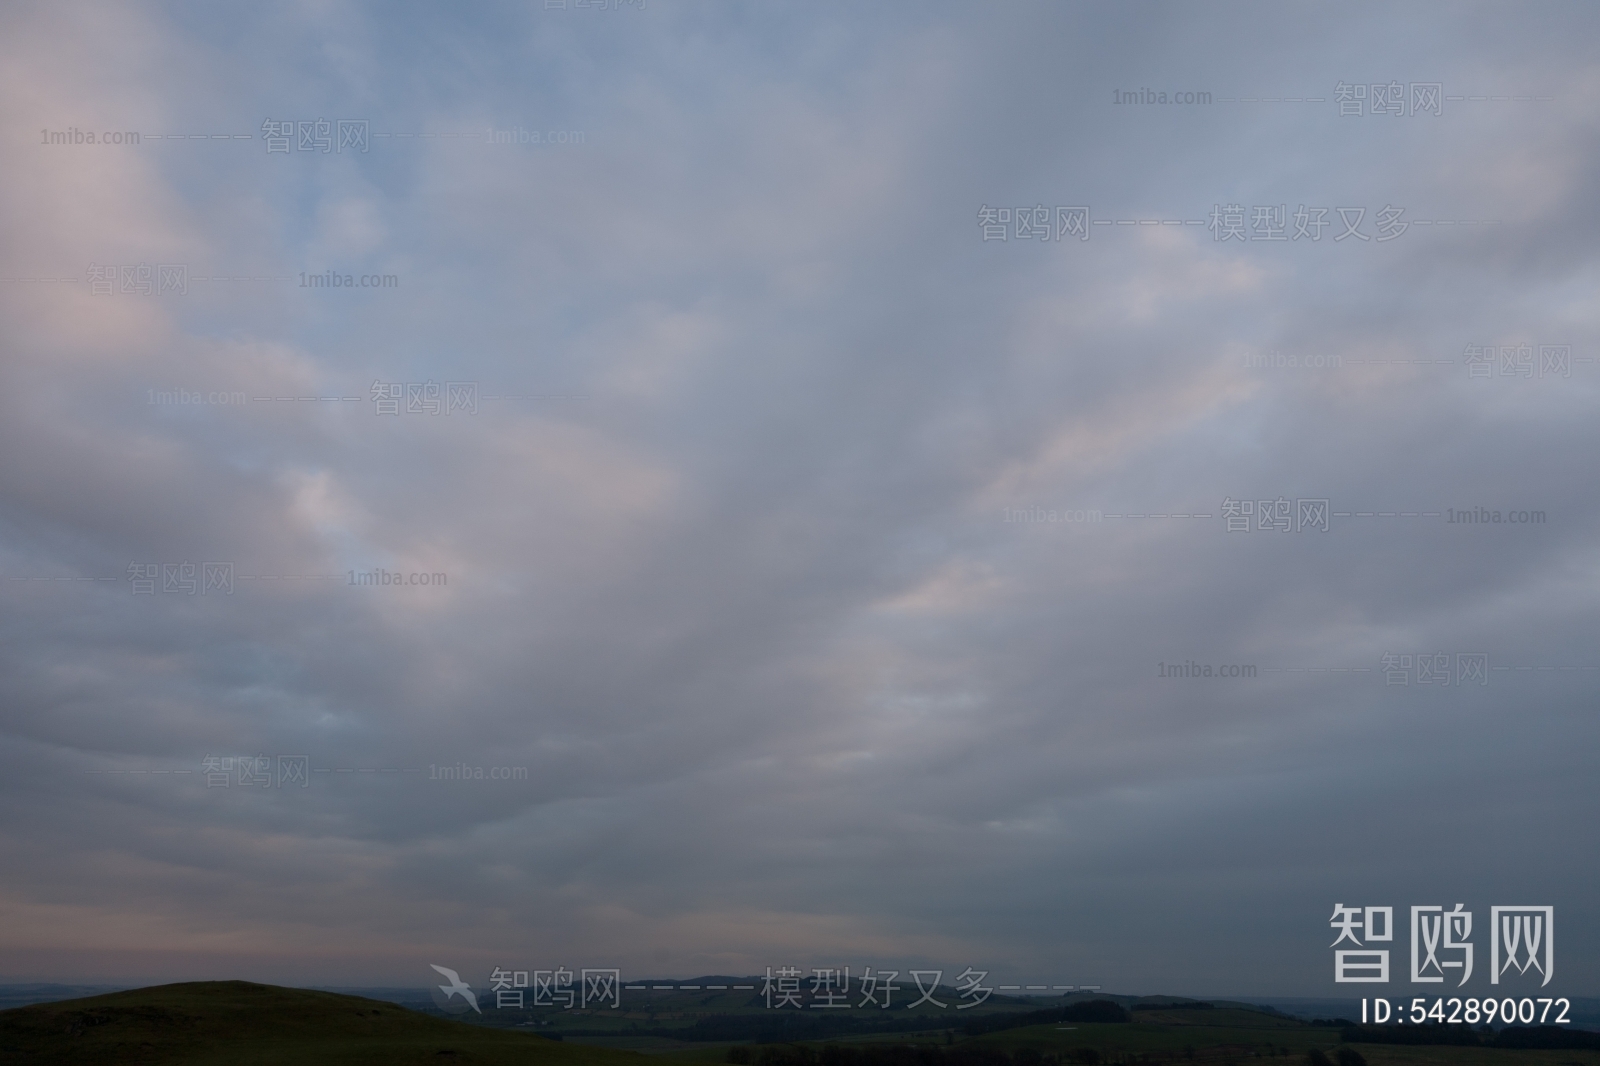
[627, 1011, 969, 1044]
[1340, 1024, 1600, 1050]
[730, 1044, 1108, 1066]
[1129, 1002, 1211, 1012]
[583, 1001, 1130, 1045]
[960, 1001, 1131, 1037]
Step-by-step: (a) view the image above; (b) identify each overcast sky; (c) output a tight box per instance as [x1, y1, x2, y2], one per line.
[1, 0, 1596, 999]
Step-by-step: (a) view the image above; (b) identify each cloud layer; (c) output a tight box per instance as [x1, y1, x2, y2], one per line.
[1, 0, 1596, 996]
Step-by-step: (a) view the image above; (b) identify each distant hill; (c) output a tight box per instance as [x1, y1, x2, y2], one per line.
[0, 985, 128, 1012]
[0, 980, 642, 1065]
[960, 1000, 1131, 1036]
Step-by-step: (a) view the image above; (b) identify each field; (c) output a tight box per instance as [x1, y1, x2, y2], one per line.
[2, 983, 1596, 1066]
[957, 1016, 1600, 1065]
[0, 981, 637, 1065]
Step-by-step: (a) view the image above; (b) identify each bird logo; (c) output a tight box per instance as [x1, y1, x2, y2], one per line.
[429, 964, 482, 1014]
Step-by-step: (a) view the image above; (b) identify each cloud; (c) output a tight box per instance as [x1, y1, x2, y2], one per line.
[0, 0, 1596, 997]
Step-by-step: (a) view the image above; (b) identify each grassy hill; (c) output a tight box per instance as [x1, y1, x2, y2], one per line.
[5, 982, 1596, 1066]
[0, 980, 646, 1066]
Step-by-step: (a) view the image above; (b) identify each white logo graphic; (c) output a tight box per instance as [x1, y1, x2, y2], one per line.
[430, 964, 482, 1014]
[1491, 906, 1554, 987]
[1411, 905, 1473, 986]
[1330, 904, 1392, 982]
[1329, 903, 1555, 987]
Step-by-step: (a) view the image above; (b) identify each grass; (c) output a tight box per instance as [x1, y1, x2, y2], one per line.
[754, 1011, 1600, 1066]
[0, 980, 654, 1065]
[3, 984, 1594, 1066]
[967, 1019, 1341, 1058]
[1342, 1048, 1600, 1066]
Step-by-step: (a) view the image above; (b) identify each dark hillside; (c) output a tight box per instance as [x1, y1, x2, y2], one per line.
[0, 980, 640, 1066]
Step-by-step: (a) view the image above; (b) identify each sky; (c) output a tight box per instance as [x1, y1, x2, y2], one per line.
[1, 0, 1597, 1000]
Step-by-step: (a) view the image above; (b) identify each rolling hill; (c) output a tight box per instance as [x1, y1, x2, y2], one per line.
[0, 980, 644, 1066]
